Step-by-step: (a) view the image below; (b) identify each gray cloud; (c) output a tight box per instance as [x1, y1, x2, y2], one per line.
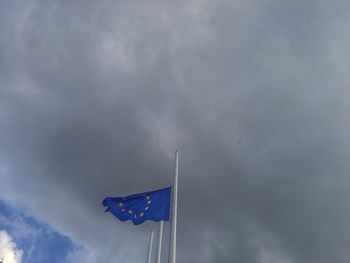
[1, 0, 350, 262]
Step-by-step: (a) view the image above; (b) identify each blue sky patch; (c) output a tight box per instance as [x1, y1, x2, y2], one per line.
[0, 201, 77, 263]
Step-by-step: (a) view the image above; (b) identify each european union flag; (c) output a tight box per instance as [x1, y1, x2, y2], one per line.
[102, 187, 171, 225]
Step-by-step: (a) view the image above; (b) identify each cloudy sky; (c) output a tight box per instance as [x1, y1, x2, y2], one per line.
[1, 0, 350, 262]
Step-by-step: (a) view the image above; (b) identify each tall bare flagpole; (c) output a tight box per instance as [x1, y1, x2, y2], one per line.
[147, 231, 154, 263]
[156, 220, 164, 263]
[169, 151, 179, 263]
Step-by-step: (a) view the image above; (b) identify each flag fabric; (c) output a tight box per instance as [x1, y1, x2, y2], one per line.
[102, 187, 171, 225]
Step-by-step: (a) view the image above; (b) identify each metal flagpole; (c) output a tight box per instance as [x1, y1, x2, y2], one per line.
[169, 151, 179, 263]
[156, 220, 164, 263]
[147, 231, 154, 263]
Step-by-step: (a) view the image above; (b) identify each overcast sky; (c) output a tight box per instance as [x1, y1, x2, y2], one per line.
[1, 0, 350, 262]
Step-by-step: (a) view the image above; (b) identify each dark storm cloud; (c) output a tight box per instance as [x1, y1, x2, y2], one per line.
[1, 0, 350, 262]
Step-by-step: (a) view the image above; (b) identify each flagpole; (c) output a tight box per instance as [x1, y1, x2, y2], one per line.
[169, 151, 179, 263]
[156, 220, 164, 263]
[147, 231, 154, 263]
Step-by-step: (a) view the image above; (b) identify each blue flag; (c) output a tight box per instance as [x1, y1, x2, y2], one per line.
[102, 187, 171, 225]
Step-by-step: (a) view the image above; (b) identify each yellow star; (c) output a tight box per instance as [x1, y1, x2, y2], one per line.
[140, 212, 144, 217]
[146, 196, 151, 200]
[144, 206, 149, 211]
[128, 210, 133, 214]
[147, 200, 151, 205]
[118, 202, 123, 207]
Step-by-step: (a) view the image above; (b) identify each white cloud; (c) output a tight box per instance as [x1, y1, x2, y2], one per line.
[0, 230, 22, 263]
